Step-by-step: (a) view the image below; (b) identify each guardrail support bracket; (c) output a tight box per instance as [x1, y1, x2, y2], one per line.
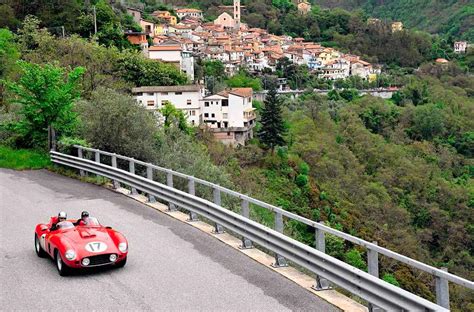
[312, 276, 332, 290]
[239, 237, 253, 249]
[212, 223, 225, 234]
[271, 254, 288, 268]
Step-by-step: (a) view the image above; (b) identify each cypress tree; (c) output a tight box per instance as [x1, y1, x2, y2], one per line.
[258, 86, 286, 151]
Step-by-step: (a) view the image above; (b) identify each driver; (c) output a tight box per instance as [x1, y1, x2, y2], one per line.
[51, 211, 67, 231]
[74, 211, 90, 226]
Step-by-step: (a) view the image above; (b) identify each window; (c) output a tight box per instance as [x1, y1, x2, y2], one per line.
[223, 113, 228, 119]
[204, 113, 209, 117]
[211, 113, 215, 118]
[161, 100, 168, 105]
[222, 99, 228, 106]
[190, 110, 196, 116]
[147, 92, 154, 96]
[204, 102, 209, 107]
[187, 99, 192, 105]
[175, 92, 182, 95]
[147, 100, 155, 107]
[161, 92, 168, 95]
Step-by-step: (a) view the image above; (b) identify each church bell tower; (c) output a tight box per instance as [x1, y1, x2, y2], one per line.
[233, 0, 241, 31]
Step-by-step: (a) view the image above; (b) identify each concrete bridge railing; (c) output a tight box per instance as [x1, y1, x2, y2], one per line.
[51, 146, 474, 311]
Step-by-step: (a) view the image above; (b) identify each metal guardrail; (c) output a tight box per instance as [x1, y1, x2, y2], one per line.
[52, 146, 474, 310]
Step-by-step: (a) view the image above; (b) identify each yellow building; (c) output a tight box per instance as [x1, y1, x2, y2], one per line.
[152, 11, 177, 25]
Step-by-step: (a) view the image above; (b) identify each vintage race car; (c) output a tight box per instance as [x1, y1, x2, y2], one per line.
[34, 216, 128, 276]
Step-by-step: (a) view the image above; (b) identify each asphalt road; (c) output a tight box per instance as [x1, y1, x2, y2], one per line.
[0, 169, 339, 311]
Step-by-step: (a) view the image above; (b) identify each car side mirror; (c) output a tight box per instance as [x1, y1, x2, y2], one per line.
[105, 226, 112, 229]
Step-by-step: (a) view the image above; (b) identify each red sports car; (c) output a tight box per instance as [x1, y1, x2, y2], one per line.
[34, 216, 128, 276]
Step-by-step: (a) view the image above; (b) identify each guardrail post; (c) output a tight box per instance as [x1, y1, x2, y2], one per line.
[436, 268, 450, 309]
[77, 147, 85, 177]
[239, 199, 253, 249]
[212, 188, 225, 234]
[146, 166, 156, 203]
[166, 172, 176, 211]
[129, 159, 138, 195]
[312, 222, 331, 290]
[187, 179, 198, 221]
[95, 150, 100, 163]
[111, 154, 120, 189]
[367, 242, 382, 311]
[272, 212, 287, 267]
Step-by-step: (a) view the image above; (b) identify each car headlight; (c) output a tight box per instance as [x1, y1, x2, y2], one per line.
[65, 249, 76, 260]
[118, 242, 127, 253]
[82, 258, 90, 266]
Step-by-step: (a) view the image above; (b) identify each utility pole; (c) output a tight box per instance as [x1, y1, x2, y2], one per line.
[93, 5, 97, 34]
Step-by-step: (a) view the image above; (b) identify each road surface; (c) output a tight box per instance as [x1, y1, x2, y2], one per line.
[0, 169, 338, 311]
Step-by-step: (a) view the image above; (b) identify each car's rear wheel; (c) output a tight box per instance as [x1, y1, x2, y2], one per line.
[116, 257, 127, 268]
[55, 251, 70, 276]
[34, 234, 46, 258]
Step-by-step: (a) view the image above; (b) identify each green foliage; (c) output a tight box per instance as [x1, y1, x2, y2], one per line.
[76, 88, 158, 162]
[409, 104, 445, 140]
[159, 102, 191, 134]
[295, 174, 308, 187]
[0, 28, 19, 79]
[0, 145, 50, 169]
[203, 60, 226, 78]
[118, 50, 188, 87]
[382, 273, 400, 287]
[4, 61, 84, 148]
[258, 87, 286, 151]
[344, 249, 367, 271]
[226, 72, 262, 91]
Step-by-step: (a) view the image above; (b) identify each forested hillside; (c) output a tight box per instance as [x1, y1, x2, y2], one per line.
[1, 1, 473, 310]
[317, 0, 474, 41]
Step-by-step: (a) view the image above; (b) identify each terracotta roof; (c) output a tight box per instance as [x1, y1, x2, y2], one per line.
[176, 8, 202, 13]
[132, 85, 202, 93]
[229, 88, 253, 98]
[149, 45, 182, 51]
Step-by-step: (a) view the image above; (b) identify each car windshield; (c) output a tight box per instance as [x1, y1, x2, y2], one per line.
[81, 217, 100, 227]
[57, 221, 74, 230]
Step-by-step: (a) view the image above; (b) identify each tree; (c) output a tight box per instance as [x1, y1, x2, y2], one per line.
[76, 88, 158, 161]
[258, 86, 286, 151]
[159, 102, 190, 133]
[0, 28, 19, 107]
[226, 71, 262, 91]
[4, 61, 84, 148]
[117, 50, 188, 87]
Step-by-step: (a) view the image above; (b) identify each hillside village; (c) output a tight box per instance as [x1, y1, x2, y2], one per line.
[125, 1, 383, 84]
[124, 1, 389, 145]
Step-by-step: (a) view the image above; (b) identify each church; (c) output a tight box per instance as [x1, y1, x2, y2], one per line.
[213, 0, 244, 30]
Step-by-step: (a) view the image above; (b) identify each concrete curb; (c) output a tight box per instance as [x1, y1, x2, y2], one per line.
[109, 184, 367, 312]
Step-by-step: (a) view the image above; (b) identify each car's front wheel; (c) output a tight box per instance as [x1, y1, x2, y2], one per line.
[34, 234, 46, 258]
[55, 251, 70, 276]
[116, 257, 127, 268]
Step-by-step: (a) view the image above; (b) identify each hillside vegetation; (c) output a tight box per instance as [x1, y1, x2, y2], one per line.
[317, 0, 474, 41]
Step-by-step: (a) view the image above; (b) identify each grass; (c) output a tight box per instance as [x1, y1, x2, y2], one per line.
[0, 145, 51, 170]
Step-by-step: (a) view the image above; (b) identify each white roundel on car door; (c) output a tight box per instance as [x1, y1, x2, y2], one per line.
[85, 242, 108, 253]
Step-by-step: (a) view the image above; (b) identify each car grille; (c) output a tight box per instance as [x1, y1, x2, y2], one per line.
[88, 254, 114, 266]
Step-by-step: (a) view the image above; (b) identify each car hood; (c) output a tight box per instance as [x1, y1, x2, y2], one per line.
[59, 227, 118, 254]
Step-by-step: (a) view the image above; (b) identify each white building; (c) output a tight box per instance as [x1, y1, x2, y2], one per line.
[132, 85, 204, 126]
[176, 8, 203, 20]
[200, 88, 256, 145]
[454, 41, 468, 54]
[148, 42, 194, 82]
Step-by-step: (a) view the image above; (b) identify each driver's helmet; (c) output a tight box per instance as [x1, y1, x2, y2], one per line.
[58, 211, 67, 222]
[81, 211, 90, 220]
